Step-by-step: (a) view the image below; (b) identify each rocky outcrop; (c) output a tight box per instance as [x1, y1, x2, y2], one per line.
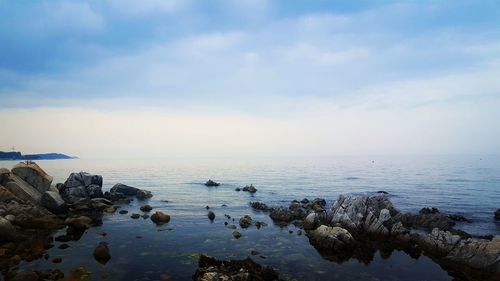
[204, 179, 220, 187]
[60, 172, 103, 202]
[2, 172, 42, 203]
[242, 184, 257, 193]
[192, 255, 282, 281]
[11, 162, 53, 193]
[398, 207, 455, 230]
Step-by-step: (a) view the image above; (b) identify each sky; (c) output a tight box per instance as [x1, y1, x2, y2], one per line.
[0, 0, 499, 158]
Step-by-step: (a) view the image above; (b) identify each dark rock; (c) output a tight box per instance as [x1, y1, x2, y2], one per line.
[52, 257, 62, 263]
[0, 217, 15, 240]
[109, 183, 152, 199]
[136, 189, 152, 199]
[140, 204, 153, 212]
[235, 188, 241, 191]
[242, 184, 257, 193]
[239, 215, 253, 228]
[232, 231, 242, 239]
[151, 211, 170, 224]
[41, 191, 67, 214]
[208, 211, 215, 220]
[250, 201, 270, 211]
[131, 213, 140, 219]
[447, 214, 471, 223]
[58, 243, 70, 249]
[204, 179, 220, 187]
[377, 190, 389, 194]
[192, 255, 281, 281]
[93, 242, 111, 264]
[7, 271, 39, 281]
[60, 172, 103, 202]
[420, 207, 440, 215]
[255, 221, 267, 229]
[119, 210, 128, 215]
[65, 216, 92, 232]
[495, 209, 500, 220]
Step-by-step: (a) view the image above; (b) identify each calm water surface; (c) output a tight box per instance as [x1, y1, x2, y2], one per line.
[2, 156, 499, 280]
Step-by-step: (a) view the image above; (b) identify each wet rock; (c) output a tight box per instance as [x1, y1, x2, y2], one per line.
[204, 179, 220, 187]
[151, 211, 170, 224]
[11, 161, 53, 193]
[7, 271, 39, 281]
[131, 213, 140, 219]
[242, 184, 257, 193]
[447, 214, 471, 223]
[2, 200, 63, 230]
[41, 191, 67, 214]
[235, 188, 241, 191]
[227, 224, 237, 229]
[232, 231, 242, 239]
[110, 183, 152, 199]
[52, 257, 62, 263]
[377, 190, 389, 194]
[140, 204, 153, 212]
[255, 221, 267, 229]
[208, 211, 215, 220]
[308, 225, 355, 252]
[269, 206, 304, 223]
[58, 243, 69, 249]
[60, 172, 103, 202]
[398, 209, 455, 230]
[250, 201, 270, 211]
[119, 210, 128, 215]
[239, 215, 253, 228]
[93, 242, 111, 264]
[192, 255, 281, 281]
[65, 216, 92, 232]
[495, 209, 500, 220]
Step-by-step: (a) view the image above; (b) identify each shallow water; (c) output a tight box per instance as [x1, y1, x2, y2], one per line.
[2, 156, 500, 280]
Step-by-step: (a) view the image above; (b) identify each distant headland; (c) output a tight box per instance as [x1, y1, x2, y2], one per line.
[0, 151, 77, 160]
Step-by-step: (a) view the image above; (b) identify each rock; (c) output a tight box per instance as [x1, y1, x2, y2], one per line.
[0, 217, 15, 241]
[495, 209, 500, 220]
[93, 242, 111, 264]
[250, 201, 270, 211]
[151, 211, 170, 224]
[131, 213, 140, 219]
[60, 172, 103, 201]
[255, 221, 267, 229]
[232, 231, 242, 239]
[308, 225, 355, 252]
[192, 255, 281, 281]
[109, 183, 152, 199]
[208, 211, 215, 220]
[8, 271, 39, 281]
[242, 184, 257, 193]
[1, 200, 63, 230]
[136, 189, 153, 199]
[119, 210, 128, 214]
[447, 214, 471, 223]
[269, 205, 305, 223]
[0, 185, 20, 202]
[204, 179, 220, 187]
[377, 190, 389, 194]
[52, 257, 62, 263]
[11, 161, 53, 193]
[41, 191, 67, 214]
[235, 188, 241, 191]
[239, 215, 253, 228]
[3, 173, 42, 203]
[227, 224, 237, 229]
[140, 204, 153, 212]
[303, 212, 319, 230]
[65, 216, 92, 232]
[398, 209, 455, 230]
[58, 243, 70, 249]
[5, 214, 15, 222]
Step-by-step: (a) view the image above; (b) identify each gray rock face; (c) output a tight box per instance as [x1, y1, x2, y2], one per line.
[61, 172, 103, 201]
[11, 162, 53, 193]
[308, 225, 355, 252]
[41, 191, 67, 214]
[3, 173, 42, 203]
[327, 195, 396, 236]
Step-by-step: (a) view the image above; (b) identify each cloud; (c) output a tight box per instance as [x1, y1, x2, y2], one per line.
[106, 0, 193, 17]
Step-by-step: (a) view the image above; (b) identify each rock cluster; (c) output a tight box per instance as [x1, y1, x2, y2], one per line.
[204, 179, 220, 187]
[242, 184, 257, 193]
[192, 255, 282, 281]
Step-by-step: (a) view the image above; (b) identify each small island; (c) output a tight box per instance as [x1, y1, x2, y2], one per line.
[0, 151, 77, 161]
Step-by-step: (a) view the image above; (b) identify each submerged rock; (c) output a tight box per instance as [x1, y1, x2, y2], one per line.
[495, 209, 500, 220]
[208, 211, 215, 220]
[250, 201, 270, 211]
[140, 204, 153, 212]
[192, 255, 281, 281]
[204, 179, 220, 187]
[232, 231, 242, 239]
[151, 211, 170, 224]
[93, 242, 111, 264]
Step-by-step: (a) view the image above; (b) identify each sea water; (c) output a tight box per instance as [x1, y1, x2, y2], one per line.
[3, 155, 499, 280]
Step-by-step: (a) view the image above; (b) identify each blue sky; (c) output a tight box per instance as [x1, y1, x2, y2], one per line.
[0, 0, 499, 157]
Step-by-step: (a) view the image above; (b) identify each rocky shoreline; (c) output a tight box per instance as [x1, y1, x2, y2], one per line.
[0, 163, 498, 281]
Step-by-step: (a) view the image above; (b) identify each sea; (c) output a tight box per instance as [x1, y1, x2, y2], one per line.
[1, 155, 499, 280]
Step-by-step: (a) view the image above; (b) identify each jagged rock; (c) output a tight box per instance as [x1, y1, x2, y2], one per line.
[41, 191, 67, 214]
[204, 179, 220, 187]
[0, 200, 63, 229]
[418, 228, 462, 255]
[60, 172, 103, 202]
[0, 217, 15, 241]
[208, 211, 215, 220]
[239, 215, 253, 228]
[151, 211, 170, 224]
[308, 225, 355, 252]
[445, 235, 500, 273]
[11, 162, 53, 193]
[192, 255, 281, 281]
[3, 173, 42, 203]
[249, 201, 270, 211]
[242, 184, 257, 193]
[93, 242, 111, 264]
